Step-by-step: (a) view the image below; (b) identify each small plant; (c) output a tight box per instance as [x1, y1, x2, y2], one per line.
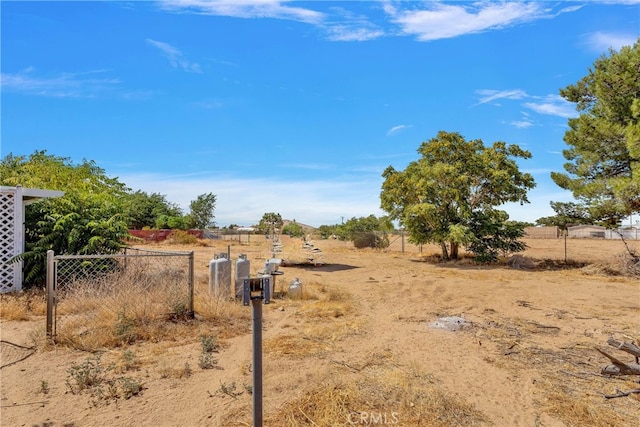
[65, 354, 144, 405]
[39, 380, 49, 395]
[200, 335, 218, 353]
[198, 334, 219, 369]
[66, 355, 108, 394]
[198, 353, 217, 369]
[117, 376, 144, 399]
[120, 349, 140, 372]
[219, 381, 242, 398]
[243, 383, 253, 395]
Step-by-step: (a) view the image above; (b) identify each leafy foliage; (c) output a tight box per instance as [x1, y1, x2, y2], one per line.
[257, 212, 283, 235]
[122, 191, 182, 229]
[316, 224, 339, 239]
[380, 131, 535, 260]
[188, 192, 216, 229]
[0, 151, 130, 288]
[535, 201, 592, 230]
[551, 40, 640, 226]
[352, 232, 390, 249]
[282, 221, 305, 238]
[335, 215, 393, 242]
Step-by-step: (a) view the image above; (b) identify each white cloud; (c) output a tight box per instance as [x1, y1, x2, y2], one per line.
[386, 2, 548, 41]
[584, 31, 638, 53]
[157, 0, 325, 25]
[476, 90, 577, 119]
[386, 124, 411, 136]
[118, 171, 385, 227]
[510, 120, 534, 129]
[474, 89, 528, 106]
[1, 69, 120, 98]
[326, 25, 384, 42]
[523, 95, 577, 119]
[146, 38, 202, 73]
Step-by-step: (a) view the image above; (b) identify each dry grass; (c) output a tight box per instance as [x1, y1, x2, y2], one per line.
[264, 282, 363, 358]
[256, 364, 487, 427]
[0, 289, 47, 320]
[52, 264, 249, 351]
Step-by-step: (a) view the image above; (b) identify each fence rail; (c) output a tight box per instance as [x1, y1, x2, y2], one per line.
[46, 247, 194, 340]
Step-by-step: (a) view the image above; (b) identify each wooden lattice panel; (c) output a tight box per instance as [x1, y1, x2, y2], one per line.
[0, 191, 17, 293]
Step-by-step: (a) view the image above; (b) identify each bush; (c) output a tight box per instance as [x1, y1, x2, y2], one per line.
[353, 232, 389, 249]
[168, 230, 198, 245]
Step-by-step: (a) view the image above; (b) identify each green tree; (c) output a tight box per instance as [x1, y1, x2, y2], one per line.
[551, 40, 640, 227]
[188, 192, 217, 229]
[336, 215, 392, 241]
[535, 201, 591, 230]
[256, 212, 283, 235]
[381, 131, 535, 260]
[316, 224, 339, 239]
[0, 151, 130, 287]
[122, 190, 182, 229]
[282, 221, 305, 238]
[332, 215, 393, 249]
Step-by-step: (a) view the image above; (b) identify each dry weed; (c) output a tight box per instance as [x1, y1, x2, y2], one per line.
[260, 364, 486, 427]
[0, 289, 47, 320]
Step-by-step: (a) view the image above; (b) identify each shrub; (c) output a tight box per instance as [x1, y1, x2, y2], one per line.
[353, 232, 389, 249]
[168, 230, 198, 245]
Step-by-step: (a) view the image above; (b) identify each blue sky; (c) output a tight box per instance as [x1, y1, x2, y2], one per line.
[2, 1, 639, 227]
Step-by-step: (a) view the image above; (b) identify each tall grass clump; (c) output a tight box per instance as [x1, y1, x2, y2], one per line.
[54, 262, 195, 351]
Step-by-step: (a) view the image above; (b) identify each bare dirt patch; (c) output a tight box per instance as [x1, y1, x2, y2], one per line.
[1, 237, 638, 426]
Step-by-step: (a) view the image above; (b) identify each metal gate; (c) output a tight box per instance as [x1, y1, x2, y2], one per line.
[46, 248, 194, 340]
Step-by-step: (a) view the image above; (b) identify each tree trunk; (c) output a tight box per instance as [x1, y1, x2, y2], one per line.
[450, 242, 459, 259]
[440, 242, 449, 260]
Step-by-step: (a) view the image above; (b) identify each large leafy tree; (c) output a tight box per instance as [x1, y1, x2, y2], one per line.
[122, 190, 182, 229]
[551, 40, 640, 227]
[381, 131, 535, 260]
[188, 192, 217, 229]
[256, 212, 283, 235]
[0, 151, 130, 287]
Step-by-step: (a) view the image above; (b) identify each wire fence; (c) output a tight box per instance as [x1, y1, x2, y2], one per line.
[46, 247, 194, 341]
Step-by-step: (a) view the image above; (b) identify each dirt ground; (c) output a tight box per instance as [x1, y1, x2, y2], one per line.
[1, 236, 639, 426]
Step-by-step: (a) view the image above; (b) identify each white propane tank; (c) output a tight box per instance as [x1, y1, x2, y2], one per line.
[235, 254, 250, 300]
[209, 253, 231, 298]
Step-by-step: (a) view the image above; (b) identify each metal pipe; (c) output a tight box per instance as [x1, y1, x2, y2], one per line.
[252, 298, 263, 427]
[188, 251, 195, 316]
[46, 250, 54, 339]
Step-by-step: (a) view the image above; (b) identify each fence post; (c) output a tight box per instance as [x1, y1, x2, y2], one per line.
[46, 250, 55, 339]
[188, 251, 195, 317]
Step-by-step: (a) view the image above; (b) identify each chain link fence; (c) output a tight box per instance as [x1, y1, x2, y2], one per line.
[46, 247, 194, 342]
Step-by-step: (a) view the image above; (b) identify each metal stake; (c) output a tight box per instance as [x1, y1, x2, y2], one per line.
[252, 298, 263, 427]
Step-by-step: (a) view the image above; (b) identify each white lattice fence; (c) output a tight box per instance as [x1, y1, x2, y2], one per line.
[0, 190, 19, 293]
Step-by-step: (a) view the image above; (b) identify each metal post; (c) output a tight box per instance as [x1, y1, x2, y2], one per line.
[401, 228, 405, 254]
[188, 251, 195, 316]
[46, 250, 55, 339]
[251, 298, 263, 427]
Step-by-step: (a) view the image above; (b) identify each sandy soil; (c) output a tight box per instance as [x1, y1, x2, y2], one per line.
[1, 236, 639, 426]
